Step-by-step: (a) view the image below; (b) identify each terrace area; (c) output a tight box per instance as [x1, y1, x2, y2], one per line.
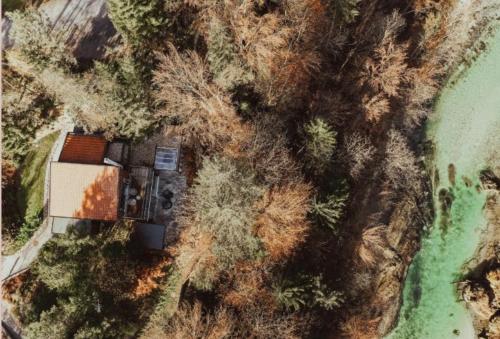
[48, 128, 187, 250]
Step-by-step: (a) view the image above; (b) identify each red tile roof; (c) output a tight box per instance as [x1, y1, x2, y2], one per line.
[59, 134, 107, 164]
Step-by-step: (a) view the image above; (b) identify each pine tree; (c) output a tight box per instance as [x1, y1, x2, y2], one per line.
[311, 192, 348, 231]
[207, 20, 236, 79]
[303, 118, 337, 175]
[185, 157, 264, 290]
[273, 274, 343, 311]
[107, 0, 170, 47]
[206, 19, 254, 90]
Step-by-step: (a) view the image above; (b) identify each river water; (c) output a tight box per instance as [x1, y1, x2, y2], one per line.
[387, 26, 500, 339]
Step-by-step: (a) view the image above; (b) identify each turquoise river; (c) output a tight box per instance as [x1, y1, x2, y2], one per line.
[387, 26, 500, 339]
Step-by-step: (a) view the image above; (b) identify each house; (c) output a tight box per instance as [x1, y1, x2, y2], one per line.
[49, 131, 186, 250]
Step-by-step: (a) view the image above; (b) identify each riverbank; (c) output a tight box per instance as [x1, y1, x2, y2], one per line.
[460, 171, 500, 337]
[386, 23, 500, 339]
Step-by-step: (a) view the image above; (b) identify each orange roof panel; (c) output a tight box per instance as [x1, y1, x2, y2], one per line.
[59, 134, 107, 164]
[49, 162, 121, 221]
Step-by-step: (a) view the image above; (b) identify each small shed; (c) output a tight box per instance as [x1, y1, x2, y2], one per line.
[133, 223, 166, 250]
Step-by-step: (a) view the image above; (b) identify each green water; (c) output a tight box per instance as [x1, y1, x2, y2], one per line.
[388, 27, 500, 339]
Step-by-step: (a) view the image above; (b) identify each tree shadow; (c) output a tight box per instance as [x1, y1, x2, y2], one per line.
[46, 0, 117, 62]
[72, 166, 120, 221]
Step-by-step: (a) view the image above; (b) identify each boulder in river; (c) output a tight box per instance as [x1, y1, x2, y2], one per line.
[480, 169, 500, 191]
[462, 282, 495, 320]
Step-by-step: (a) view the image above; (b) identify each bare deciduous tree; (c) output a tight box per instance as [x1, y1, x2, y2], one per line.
[155, 301, 234, 339]
[153, 43, 250, 154]
[244, 115, 300, 185]
[343, 132, 376, 179]
[384, 129, 420, 190]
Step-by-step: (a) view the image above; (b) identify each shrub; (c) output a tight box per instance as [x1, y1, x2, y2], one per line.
[341, 315, 380, 339]
[14, 213, 42, 247]
[234, 307, 302, 339]
[303, 118, 337, 175]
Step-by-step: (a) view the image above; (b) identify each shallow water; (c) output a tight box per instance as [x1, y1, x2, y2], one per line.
[387, 27, 500, 339]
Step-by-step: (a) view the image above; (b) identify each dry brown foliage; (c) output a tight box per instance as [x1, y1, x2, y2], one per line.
[357, 225, 387, 267]
[412, 0, 456, 14]
[235, 308, 302, 339]
[362, 93, 390, 123]
[341, 315, 380, 339]
[132, 257, 172, 299]
[362, 41, 408, 98]
[254, 182, 312, 261]
[223, 261, 275, 310]
[153, 43, 251, 155]
[194, 0, 328, 108]
[355, 11, 410, 123]
[2, 159, 17, 188]
[159, 301, 233, 339]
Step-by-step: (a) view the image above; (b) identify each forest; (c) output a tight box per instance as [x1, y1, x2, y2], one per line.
[2, 0, 498, 338]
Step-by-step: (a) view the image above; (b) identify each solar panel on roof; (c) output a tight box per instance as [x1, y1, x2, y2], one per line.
[155, 147, 178, 170]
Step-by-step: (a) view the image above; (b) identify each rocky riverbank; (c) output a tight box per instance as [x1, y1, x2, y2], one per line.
[460, 170, 500, 338]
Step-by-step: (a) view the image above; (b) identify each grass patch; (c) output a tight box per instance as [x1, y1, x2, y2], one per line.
[17, 131, 59, 220]
[2, 131, 60, 254]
